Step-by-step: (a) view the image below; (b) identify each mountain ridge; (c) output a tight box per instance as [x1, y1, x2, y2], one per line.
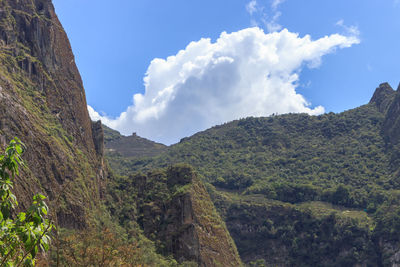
[104, 82, 400, 265]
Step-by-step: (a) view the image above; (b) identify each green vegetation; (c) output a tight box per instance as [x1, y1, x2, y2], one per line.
[51, 208, 193, 267]
[106, 164, 242, 266]
[0, 0, 105, 228]
[107, 103, 398, 205]
[1, 1, 399, 264]
[105, 96, 400, 265]
[111, 105, 392, 194]
[0, 138, 53, 266]
[211, 189, 380, 266]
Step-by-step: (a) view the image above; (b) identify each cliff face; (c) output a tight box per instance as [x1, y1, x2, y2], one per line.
[383, 84, 400, 146]
[371, 83, 400, 180]
[369, 82, 397, 114]
[0, 0, 105, 228]
[119, 165, 242, 266]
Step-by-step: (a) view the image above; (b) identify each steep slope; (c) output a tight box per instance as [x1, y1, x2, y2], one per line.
[0, 0, 105, 228]
[107, 164, 242, 266]
[382, 83, 400, 176]
[105, 82, 400, 265]
[211, 190, 377, 266]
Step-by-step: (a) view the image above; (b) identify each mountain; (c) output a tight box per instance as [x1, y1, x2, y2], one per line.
[2, 0, 399, 265]
[0, 0, 106, 228]
[103, 125, 167, 158]
[105, 82, 400, 266]
[0, 1, 243, 265]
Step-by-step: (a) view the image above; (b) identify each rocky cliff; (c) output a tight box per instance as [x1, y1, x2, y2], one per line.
[0, 0, 105, 228]
[107, 164, 243, 266]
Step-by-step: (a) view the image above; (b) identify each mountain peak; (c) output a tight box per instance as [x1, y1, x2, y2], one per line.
[369, 82, 396, 113]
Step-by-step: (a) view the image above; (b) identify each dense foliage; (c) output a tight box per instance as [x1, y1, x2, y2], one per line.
[105, 100, 400, 265]
[105, 164, 241, 266]
[51, 212, 190, 267]
[102, 166, 201, 267]
[108, 104, 395, 208]
[0, 138, 53, 266]
[211, 189, 380, 266]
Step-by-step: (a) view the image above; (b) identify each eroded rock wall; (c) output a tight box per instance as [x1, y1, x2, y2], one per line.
[0, 0, 105, 228]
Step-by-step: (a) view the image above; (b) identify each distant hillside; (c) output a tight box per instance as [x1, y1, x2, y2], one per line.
[103, 125, 167, 158]
[104, 82, 400, 266]
[107, 84, 396, 196]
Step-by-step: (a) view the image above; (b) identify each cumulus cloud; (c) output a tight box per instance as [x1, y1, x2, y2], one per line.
[90, 27, 359, 145]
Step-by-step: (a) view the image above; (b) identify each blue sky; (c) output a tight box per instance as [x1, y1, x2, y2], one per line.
[53, 0, 400, 144]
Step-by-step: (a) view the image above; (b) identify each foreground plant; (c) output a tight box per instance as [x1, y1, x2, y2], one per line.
[0, 138, 53, 266]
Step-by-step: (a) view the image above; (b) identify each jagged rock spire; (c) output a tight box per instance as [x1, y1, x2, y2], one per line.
[369, 82, 396, 113]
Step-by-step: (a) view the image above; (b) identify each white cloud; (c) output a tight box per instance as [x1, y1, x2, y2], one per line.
[246, 0, 285, 32]
[265, 11, 283, 32]
[91, 27, 359, 145]
[246, 0, 257, 15]
[336, 20, 360, 37]
[271, 0, 285, 10]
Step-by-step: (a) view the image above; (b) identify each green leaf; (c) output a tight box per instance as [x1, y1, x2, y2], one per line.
[17, 212, 26, 222]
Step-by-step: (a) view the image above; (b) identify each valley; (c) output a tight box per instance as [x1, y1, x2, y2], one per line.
[0, 0, 399, 266]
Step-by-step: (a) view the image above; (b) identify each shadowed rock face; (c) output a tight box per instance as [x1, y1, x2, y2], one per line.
[369, 82, 400, 149]
[0, 0, 95, 152]
[133, 165, 243, 267]
[0, 0, 105, 228]
[384, 88, 400, 146]
[369, 82, 396, 114]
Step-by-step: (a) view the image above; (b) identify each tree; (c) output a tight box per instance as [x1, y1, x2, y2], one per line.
[0, 138, 53, 266]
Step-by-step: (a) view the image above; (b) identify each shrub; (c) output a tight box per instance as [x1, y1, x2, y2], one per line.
[0, 138, 53, 266]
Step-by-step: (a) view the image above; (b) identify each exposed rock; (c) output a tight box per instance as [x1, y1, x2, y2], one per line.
[384, 89, 400, 145]
[369, 82, 396, 113]
[381, 241, 400, 267]
[92, 120, 104, 157]
[134, 165, 243, 267]
[0, 0, 106, 228]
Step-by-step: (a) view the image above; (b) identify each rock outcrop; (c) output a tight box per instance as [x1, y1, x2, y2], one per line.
[0, 0, 105, 228]
[384, 87, 400, 145]
[369, 82, 396, 114]
[133, 165, 242, 266]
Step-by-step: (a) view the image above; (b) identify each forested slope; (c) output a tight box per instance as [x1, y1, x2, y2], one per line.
[105, 82, 400, 266]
